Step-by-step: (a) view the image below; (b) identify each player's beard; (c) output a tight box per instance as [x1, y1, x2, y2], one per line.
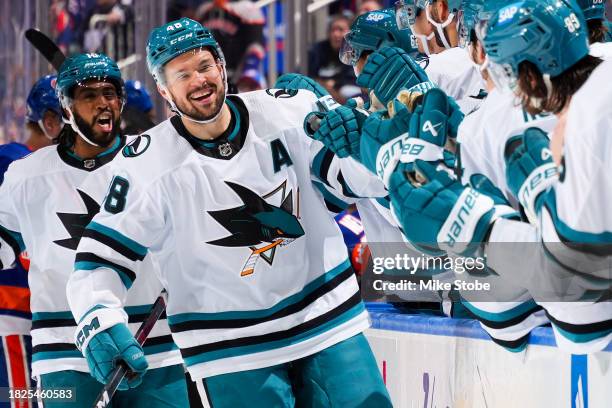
[172, 82, 226, 122]
[74, 109, 120, 147]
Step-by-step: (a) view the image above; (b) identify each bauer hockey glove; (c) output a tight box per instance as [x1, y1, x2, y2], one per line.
[274, 73, 329, 98]
[306, 103, 368, 161]
[504, 127, 558, 225]
[356, 46, 431, 106]
[388, 160, 497, 257]
[75, 309, 148, 390]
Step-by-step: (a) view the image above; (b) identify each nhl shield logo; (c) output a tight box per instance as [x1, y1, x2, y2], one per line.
[218, 143, 233, 157]
[83, 159, 96, 169]
[122, 134, 151, 158]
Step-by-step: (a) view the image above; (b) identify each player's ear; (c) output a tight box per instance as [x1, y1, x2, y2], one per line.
[158, 85, 171, 103]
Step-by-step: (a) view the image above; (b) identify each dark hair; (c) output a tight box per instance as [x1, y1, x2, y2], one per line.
[587, 19, 608, 44]
[329, 14, 351, 31]
[516, 55, 602, 115]
[55, 124, 76, 148]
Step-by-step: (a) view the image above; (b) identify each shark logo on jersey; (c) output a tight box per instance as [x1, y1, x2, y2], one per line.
[123, 134, 151, 158]
[207, 181, 304, 276]
[54, 189, 100, 250]
[265, 88, 298, 99]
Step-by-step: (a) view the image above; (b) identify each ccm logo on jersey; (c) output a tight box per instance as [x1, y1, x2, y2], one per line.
[75, 317, 100, 350]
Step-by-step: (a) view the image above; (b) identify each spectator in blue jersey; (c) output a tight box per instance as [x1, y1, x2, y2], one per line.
[0, 75, 59, 408]
[121, 79, 156, 135]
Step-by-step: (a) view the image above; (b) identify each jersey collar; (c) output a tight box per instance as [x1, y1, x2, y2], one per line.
[171, 96, 249, 160]
[57, 135, 125, 171]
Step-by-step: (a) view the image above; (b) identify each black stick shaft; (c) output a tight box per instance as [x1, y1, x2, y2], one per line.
[91, 292, 168, 408]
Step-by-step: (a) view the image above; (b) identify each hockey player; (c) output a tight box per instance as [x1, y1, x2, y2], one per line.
[66, 18, 391, 407]
[0, 75, 60, 408]
[449, 0, 555, 351]
[393, 0, 487, 113]
[577, 0, 612, 59]
[122, 79, 156, 134]
[0, 53, 187, 406]
[386, 0, 612, 353]
[0, 76, 61, 183]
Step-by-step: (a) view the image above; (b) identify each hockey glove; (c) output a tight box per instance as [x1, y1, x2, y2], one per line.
[361, 88, 462, 187]
[307, 104, 368, 161]
[360, 99, 413, 181]
[75, 309, 147, 390]
[356, 46, 431, 106]
[504, 127, 558, 225]
[469, 174, 520, 221]
[274, 73, 329, 98]
[388, 160, 497, 257]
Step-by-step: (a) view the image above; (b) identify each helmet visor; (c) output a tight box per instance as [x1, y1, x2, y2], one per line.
[339, 34, 360, 66]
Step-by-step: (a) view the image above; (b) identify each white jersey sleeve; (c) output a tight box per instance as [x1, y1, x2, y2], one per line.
[0, 167, 24, 269]
[457, 88, 557, 203]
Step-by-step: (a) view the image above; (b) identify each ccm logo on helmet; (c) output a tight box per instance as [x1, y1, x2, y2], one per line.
[170, 32, 194, 45]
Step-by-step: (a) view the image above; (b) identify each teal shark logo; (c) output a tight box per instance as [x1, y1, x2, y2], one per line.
[207, 181, 304, 276]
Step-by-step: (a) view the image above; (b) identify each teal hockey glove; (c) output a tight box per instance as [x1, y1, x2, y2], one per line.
[75, 309, 148, 390]
[388, 160, 497, 257]
[469, 174, 520, 220]
[307, 104, 368, 160]
[274, 73, 329, 98]
[504, 127, 558, 225]
[361, 89, 462, 187]
[356, 46, 430, 106]
[360, 99, 413, 180]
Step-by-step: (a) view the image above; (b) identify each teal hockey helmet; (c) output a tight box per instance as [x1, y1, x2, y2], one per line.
[146, 17, 225, 84]
[574, 0, 606, 21]
[56, 52, 125, 147]
[340, 7, 418, 66]
[56, 53, 124, 105]
[483, 0, 589, 89]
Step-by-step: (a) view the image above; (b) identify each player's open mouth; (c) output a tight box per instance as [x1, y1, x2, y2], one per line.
[95, 113, 113, 132]
[190, 88, 214, 104]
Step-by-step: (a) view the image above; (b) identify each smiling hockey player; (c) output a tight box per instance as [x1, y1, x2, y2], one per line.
[66, 18, 391, 407]
[0, 53, 187, 406]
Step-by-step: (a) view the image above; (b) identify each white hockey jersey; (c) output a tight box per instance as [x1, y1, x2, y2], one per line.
[486, 60, 612, 353]
[418, 47, 487, 114]
[457, 87, 557, 203]
[0, 136, 182, 376]
[67, 91, 386, 379]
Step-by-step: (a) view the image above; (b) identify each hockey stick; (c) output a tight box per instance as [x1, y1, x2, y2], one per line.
[92, 291, 168, 408]
[24, 28, 66, 70]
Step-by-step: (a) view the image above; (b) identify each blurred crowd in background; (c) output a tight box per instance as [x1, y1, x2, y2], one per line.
[1, 0, 611, 144]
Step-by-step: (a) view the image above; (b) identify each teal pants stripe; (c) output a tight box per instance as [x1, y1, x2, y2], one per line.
[200, 333, 392, 408]
[39, 365, 188, 407]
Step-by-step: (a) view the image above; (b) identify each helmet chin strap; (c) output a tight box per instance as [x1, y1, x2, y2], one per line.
[425, 6, 455, 50]
[412, 29, 435, 56]
[63, 106, 103, 147]
[37, 119, 56, 141]
[162, 63, 229, 125]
